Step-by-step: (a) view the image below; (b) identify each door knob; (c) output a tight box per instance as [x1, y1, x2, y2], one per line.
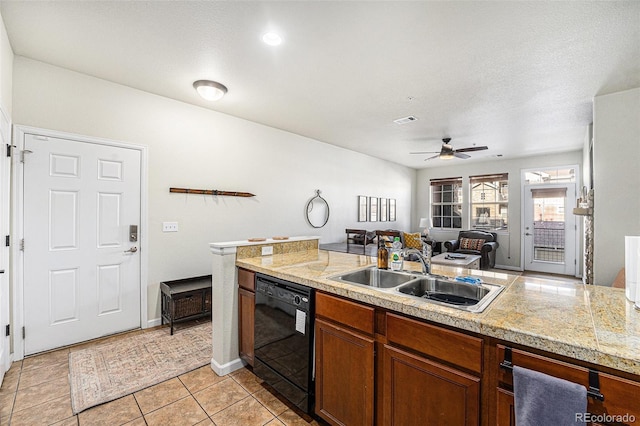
[124, 246, 138, 253]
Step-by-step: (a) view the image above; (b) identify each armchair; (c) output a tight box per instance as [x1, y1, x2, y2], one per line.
[444, 230, 499, 269]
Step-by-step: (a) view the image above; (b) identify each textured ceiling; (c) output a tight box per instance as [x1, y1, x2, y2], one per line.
[1, 1, 639, 169]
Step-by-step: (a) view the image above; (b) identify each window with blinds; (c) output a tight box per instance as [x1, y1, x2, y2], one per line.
[430, 177, 462, 229]
[470, 173, 509, 232]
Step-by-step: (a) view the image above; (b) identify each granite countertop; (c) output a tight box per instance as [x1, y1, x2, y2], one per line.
[236, 249, 640, 376]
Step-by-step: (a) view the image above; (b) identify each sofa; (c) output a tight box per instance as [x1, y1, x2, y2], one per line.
[345, 228, 435, 258]
[444, 230, 499, 269]
[376, 229, 435, 261]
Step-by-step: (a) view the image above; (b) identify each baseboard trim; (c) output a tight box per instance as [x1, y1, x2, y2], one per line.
[146, 318, 162, 328]
[493, 264, 523, 272]
[211, 357, 245, 376]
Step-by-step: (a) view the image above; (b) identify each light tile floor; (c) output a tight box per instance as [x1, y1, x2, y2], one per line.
[0, 324, 320, 426]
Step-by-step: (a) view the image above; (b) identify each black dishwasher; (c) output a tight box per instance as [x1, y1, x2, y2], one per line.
[254, 273, 314, 414]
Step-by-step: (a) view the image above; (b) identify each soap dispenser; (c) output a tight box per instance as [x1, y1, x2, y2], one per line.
[390, 237, 403, 271]
[377, 238, 389, 269]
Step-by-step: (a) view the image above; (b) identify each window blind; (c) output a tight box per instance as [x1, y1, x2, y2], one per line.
[469, 173, 508, 184]
[430, 177, 462, 186]
[531, 187, 567, 198]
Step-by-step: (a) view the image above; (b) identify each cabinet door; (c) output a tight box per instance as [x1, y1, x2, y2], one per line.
[238, 287, 254, 366]
[315, 318, 375, 426]
[383, 345, 480, 426]
[496, 388, 515, 426]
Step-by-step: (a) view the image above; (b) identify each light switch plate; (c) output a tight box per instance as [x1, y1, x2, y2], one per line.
[162, 222, 178, 232]
[261, 246, 274, 256]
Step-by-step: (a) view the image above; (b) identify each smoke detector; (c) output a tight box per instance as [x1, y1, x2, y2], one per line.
[393, 116, 418, 125]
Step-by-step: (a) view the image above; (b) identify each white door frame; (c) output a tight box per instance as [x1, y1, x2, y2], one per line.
[11, 126, 148, 360]
[0, 108, 11, 380]
[520, 165, 580, 277]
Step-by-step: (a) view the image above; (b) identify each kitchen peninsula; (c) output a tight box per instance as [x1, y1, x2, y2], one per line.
[211, 240, 640, 424]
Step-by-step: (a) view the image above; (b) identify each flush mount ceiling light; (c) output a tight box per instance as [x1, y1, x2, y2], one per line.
[193, 80, 228, 101]
[262, 32, 283, 46]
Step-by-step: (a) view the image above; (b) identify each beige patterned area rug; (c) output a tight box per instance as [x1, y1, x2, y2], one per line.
[69, 321, 212, 414]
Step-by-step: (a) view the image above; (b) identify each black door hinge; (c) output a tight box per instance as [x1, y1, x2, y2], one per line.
[4, 324, 9, 337]
[5, 235, 9, 247]
[22, 326, 25, 339]
[6, 144, 12, 157]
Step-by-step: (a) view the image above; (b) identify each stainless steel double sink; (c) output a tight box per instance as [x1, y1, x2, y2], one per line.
[329, 267, 504, 313]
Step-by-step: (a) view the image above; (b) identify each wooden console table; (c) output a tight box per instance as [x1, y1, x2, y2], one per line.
[160, 275, 212, 335]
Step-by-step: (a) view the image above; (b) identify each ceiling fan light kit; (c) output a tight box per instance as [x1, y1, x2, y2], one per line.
[440, 152, 455, 160]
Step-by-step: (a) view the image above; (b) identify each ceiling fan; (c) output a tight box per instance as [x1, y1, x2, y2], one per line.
[410, 138, 488, 160]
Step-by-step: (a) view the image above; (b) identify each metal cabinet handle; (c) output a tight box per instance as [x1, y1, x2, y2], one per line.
[124, 246, 138, 253]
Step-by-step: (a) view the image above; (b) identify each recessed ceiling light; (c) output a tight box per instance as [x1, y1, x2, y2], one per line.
[193, 80, 228, 101]
[262, 32, 283, 46]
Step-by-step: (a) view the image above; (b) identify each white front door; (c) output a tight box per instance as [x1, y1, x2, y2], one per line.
[22, 133, 141, 355]
[523, 184, 577, 275]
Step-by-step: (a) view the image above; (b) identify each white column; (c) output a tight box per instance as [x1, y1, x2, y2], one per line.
[209, 245, 244, 376]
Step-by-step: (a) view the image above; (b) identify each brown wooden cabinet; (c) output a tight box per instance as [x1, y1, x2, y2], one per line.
[298, 282, 640, 426]
[315, 292, 375, 426]
[384, 313, 482, 426]
[237, 268, 255, 366]
[494, 344, 640, 426]
[495, 388, 515, 426]
[314, 292, 484, 426]
[383, 344, 480, 425]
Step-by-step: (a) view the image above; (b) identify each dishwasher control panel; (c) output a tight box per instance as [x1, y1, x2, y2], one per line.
[256, 276, 311, 311]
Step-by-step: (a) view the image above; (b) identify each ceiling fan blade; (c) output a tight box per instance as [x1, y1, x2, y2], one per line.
[455, 146, 488, 153]
[424, 154, 440, 161]
[410, 151, 440, 154]
[454, 152, 471, 159]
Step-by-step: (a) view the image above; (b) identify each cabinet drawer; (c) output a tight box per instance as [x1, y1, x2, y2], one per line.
[238, 268, 255, 291]
[497, 345, 640, 421]
[316, 292, 375, 335]
[386, 313, 483, 374]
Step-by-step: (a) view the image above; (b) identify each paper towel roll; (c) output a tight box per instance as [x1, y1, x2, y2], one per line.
[625, 236, 640, 302]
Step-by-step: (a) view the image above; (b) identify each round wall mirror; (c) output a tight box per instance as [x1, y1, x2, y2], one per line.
[306, 190, 330, 228]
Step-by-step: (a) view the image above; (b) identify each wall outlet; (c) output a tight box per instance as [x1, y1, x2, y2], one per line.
[261, 246, 274, 256]
[162, 222, 178, 232]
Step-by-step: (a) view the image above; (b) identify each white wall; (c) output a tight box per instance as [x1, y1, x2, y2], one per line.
[0, 13, 11, 115]
[593, 87, 640, 286]
[12, 57, 416, 321]
[415, 151, 583, 270]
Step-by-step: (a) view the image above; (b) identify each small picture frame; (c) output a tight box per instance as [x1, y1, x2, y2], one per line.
[389, 199, 396, 221]
[380, 198, 388, 222]
[369, 197, 378, 222]
[358, 195, 368, 222]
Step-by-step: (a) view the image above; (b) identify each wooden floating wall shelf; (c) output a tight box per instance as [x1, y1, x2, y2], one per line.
[170, 187, 255, 197]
